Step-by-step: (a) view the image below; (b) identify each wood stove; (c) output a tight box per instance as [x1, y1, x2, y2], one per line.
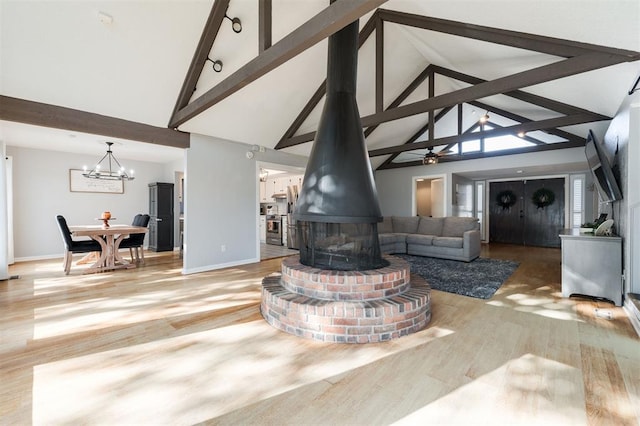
[260, 19, 431, 343]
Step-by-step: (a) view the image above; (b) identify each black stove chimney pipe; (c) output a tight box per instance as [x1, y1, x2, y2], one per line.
[293, 20, 382, 224]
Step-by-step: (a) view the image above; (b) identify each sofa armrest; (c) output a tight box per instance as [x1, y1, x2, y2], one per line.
[463, 229, 481, 260]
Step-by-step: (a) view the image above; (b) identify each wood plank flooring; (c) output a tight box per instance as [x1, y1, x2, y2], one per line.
[1, 244, 638, 425]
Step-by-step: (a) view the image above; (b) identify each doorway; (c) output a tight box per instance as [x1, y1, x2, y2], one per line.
[489, 178, 565, 247]
[415, 177, 445, 217]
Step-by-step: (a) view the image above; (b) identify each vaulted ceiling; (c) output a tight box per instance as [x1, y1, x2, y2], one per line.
[1, 0, 639, 171]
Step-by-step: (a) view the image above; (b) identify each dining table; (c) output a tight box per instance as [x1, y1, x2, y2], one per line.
[69, 224, 148, 274]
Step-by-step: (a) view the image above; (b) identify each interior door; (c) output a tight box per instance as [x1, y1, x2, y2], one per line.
[489, 178, 565, 247]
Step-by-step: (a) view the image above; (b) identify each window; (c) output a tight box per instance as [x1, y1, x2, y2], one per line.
[570, 174, 585, 228]
[475, 181, 485, 240]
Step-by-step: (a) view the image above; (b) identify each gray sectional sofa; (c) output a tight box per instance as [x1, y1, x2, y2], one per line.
[378, 216, 481, 262]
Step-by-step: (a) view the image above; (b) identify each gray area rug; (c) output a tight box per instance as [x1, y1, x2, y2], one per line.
[396, 254, 519, 299]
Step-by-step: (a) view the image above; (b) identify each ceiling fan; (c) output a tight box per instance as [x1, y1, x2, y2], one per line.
[403, 146, 451, 165]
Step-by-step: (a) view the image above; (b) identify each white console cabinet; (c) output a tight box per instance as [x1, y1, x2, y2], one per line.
[559, 229, 622, 306]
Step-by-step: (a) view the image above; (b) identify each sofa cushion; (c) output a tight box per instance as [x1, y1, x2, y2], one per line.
[432, 236, 464, 249]
[378, 217, 393, 234]
[417, 216, 444, 236]
[379, 233, 407, 245]
[441, 217, 479, 237]
[392, 216, 420, 234]
[406, 234, 434, 245]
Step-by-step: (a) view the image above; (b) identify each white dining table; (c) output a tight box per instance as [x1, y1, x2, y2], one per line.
[69, 224, 148, 273]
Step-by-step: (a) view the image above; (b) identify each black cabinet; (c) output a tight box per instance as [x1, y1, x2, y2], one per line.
[149, 182, 174, 251]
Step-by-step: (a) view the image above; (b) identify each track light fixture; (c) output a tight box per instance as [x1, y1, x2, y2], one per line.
[206, 57, 223, 72]
[517, 131, 526, 138]
[224, 14, 242, 33]
[479, 111, 490, 123]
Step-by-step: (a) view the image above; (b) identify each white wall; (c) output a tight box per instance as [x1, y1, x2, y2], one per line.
[375, 147, 589, 217]
[6, 145, 178, 260]
[183, 134, 306, 274]
[629, 100, 640, 295]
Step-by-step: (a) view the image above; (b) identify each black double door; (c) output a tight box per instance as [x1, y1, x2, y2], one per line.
[489, 178, 565, 248]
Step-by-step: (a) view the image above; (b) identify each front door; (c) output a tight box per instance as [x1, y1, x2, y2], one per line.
[489, 178, 565, 247]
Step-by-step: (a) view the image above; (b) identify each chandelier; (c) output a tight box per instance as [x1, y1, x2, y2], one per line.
[83, 142, 135, 180]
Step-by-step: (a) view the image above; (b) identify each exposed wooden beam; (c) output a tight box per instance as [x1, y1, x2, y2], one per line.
[377, 9, 640, 60]
[279, 52, 626, 147]
[279, 63, 433, 149]
[467, 100, 585, 144]
[432, 65, 609, 120]
[377, 105, 453, 169]
[483, 121, 545, 145]
[363, 64, 433, 138]
[361, 53, 626, 129]
[428, 67, 435, 141]
[368, 113, 603, 157]
[375, 16, 384, 113]
[377, 139, 586, 170]
[170, 0, 387, 128]
[169, 0, 230, 127]
[274, 12, 378, 149]
[1, 96, 189, 148]
[259, 0, 272, 53]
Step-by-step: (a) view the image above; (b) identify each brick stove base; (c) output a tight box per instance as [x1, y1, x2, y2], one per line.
[261, 255, 431, 343]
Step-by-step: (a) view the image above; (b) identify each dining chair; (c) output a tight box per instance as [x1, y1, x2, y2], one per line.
[119, 214, 150, 263]
[56, 215, 103, 275]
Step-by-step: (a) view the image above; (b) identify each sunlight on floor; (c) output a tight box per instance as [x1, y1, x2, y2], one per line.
[487, 292, 583, 322]
[394, 354, 586, 425]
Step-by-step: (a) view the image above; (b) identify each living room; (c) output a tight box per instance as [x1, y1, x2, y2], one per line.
[1, 0, 639, 423]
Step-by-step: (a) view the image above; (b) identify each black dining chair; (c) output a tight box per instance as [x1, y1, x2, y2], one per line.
[56, 215, 102, 275]
[119, 214, 150, 263]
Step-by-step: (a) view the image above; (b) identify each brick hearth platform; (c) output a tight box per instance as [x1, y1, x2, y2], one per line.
[261, 255, 431, 343]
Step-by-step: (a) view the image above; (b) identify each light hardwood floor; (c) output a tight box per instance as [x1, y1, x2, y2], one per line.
[1, 245, 638, 425]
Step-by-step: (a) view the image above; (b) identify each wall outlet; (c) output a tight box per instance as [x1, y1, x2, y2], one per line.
[221, 244, 226, 252]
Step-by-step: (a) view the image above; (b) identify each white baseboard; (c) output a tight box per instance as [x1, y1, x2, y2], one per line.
[14, 253, 63, 263]
[182, 257, 260, 275]
[623, 298, 640, 338]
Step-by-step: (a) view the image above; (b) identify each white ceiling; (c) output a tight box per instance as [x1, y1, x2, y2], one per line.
[1, 0, 639, 169]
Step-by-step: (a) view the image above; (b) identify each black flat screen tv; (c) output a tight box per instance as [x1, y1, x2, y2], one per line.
[585, 129, 623, 202]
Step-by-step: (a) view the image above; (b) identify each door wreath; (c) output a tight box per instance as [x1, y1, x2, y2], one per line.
[496, 190, 517, 210]
[531, 187, 555, 209]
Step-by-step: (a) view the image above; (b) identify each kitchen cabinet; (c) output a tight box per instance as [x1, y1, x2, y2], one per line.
[259, 179, 268, 202]
[259, 216, 266, 243]
[149, 182, 174, 252]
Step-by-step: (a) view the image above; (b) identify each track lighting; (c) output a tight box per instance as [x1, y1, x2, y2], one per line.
[479, 112, 490, 124]
[206, 57, 223, 72]
[224, 14, 242, 33]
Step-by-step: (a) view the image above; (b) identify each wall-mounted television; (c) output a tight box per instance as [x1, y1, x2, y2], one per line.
[585, 129, 623, 202]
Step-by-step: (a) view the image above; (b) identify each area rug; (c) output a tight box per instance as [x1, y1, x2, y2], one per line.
[396, 254, 519, 299]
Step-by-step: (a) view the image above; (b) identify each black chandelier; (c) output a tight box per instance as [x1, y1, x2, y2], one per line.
[83, 142, 135, 181]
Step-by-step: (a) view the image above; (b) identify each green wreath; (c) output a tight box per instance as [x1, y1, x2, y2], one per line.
[496, 190, 517, 209]
[531, 187, 555, 209]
